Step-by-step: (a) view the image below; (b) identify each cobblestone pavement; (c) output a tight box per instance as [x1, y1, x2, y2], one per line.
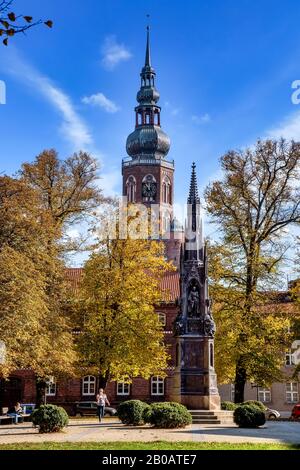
[0, 419, 299, 445]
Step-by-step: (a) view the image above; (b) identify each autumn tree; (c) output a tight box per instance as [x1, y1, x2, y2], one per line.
[0, 173, 77, 407]
[76, 209, 174, 388]
[208, 242, 297, 390]
[205, 139, 300, 402]
[0, 150, 103, 406]
[20, 149, 104, 263]
[0, 1, 52, 46]
[0, 246, 75, 376]
[20, 149, 103, 402]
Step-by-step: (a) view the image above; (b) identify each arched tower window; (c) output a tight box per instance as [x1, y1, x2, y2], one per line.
[162, 176, 171, 204]
[126, 175, 136, 203]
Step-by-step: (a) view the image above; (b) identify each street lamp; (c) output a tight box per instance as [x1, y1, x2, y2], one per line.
[250, 382, 260, 401]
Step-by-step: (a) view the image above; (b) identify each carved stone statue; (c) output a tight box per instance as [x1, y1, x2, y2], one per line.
[203, 311, 216, 337]
[188, 285, 200, 317]
[174, 313, 185, 336]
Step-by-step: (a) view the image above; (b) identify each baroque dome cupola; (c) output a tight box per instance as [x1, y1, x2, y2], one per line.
[126, 26, 171, 160]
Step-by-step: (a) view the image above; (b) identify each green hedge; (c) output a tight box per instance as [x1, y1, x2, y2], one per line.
[117, 400, 151, 426]
[221, 401, 238, 411]
[234, 405, 266, 428]
[31, 405, 69, 433]
[242, 400, 266, 411]
[145, 402, 192, 428]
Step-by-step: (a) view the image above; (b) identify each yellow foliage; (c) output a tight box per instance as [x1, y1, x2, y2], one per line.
[77, 229, 175, 384]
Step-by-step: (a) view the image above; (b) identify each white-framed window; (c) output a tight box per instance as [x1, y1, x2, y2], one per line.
[258, 387, 271, 403]
[46, 377, 56, 396]
[157, 312, 166, 327]
[151, 376, 164, 396]
[286, 349, 295, 366]
[82, 375, 96, 396]
[230, 384, 235, 402]
[117, 382, 130, 396]
[286, 382, 299, 403]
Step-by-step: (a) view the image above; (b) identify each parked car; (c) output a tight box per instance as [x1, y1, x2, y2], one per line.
[265, 408, 281, 420]
[290, 404, 300, 421]
[73, 401, 117, 417]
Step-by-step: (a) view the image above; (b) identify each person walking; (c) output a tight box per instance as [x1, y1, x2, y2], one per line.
[96, 388, 110, 423]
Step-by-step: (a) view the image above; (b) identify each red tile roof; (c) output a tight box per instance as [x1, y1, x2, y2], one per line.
[66, 268, 180, 303]
[160, 271, 180, 302]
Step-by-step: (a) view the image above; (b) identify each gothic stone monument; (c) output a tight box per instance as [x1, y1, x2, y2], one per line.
[171, 163, 221, 410]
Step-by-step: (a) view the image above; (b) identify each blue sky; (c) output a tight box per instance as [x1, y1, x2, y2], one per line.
[0, 0, 300, 273]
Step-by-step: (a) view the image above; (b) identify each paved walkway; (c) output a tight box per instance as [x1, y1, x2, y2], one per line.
[0, 418, 299, 445]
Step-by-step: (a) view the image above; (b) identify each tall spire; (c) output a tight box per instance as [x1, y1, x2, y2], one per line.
[187, 162, 200, 205]
[126, 25, 171, 160]
[186, 162, 202, 242]
[145, 25, 151, 67]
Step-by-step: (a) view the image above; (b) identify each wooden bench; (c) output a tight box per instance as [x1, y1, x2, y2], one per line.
[0, 414, 31, 425]
[0, 415, 13, 425]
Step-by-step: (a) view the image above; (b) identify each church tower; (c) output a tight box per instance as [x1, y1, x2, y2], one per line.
[122, 27, 183, 267]
[171, 163, 221, 410]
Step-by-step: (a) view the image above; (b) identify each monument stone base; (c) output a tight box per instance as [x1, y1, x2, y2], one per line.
[180, 393, 221, 410]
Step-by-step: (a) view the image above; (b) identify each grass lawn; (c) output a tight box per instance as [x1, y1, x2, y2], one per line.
[0, 442, 299, 450]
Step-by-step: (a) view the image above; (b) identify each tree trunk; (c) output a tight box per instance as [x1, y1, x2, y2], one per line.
[35, 377, 47, 408]
[234, 357, 247, 403]
[234, 256, 256, 404]
[98, 371, 110, 391]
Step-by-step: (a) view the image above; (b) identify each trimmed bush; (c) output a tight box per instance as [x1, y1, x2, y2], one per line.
[234, 405, 266, 428]
[145, 402, 192, 428]
[31, 405, 69, 433]
[117, 400, 151, 426]
[221, 401, 238, 411]
[242, 400, 266, 411]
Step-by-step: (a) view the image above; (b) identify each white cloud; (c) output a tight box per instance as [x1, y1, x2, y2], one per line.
[82, 92, 120, 113]
[165, 101, 180, 116]
[192, 113, 211, 125]
[101, 36, 132, 70]
[266, 110, 300, 141]
[100, 169, 121, 197]
[3, 50, 92, 150]
[42, 83, 92, 149]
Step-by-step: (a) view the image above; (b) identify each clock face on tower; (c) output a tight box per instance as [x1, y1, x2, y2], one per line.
[142, 181, 157, 199]
[142, 175, 157, 201]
